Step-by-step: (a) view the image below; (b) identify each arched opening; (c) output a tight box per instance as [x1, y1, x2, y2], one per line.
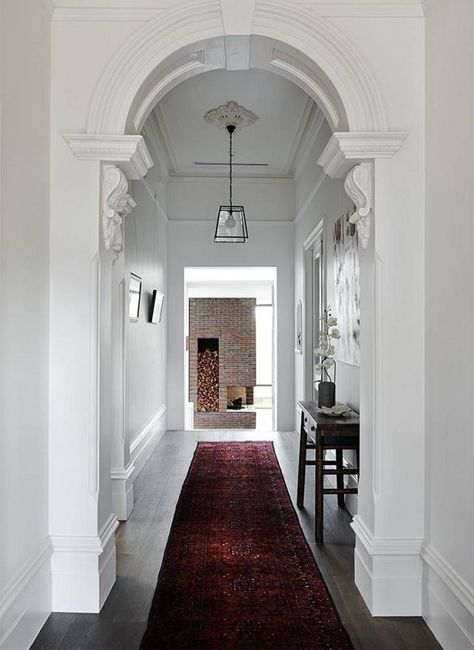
[56, 0, 424, 630]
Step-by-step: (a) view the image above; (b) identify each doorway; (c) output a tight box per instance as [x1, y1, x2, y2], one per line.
[184, 267, 276, 431]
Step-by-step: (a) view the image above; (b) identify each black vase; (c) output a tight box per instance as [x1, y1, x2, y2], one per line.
[318, 381, 336, 408]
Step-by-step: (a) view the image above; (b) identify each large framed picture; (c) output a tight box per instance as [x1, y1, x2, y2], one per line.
[129, 273, 142, 321]
[150, 289, 165, 324]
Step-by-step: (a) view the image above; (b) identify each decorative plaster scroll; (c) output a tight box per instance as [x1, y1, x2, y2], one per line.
[102, 166, 136, 258]
[344, 163, 371, 249]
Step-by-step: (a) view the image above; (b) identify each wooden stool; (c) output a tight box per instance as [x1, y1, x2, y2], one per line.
[296, 403, 360, 543]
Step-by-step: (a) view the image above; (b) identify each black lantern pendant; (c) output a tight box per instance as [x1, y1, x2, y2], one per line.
[214, 124, 248, 243]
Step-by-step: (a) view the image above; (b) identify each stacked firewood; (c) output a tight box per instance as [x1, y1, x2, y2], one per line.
[197, 349, 219, 412]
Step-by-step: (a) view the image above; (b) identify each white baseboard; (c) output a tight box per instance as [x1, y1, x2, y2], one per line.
[51, 514, 119, 613]
[111, 462, 135, 521]
[422, 544, 474, 650]
[351, 515, 424, 616]
[0, 539, 51, 650]
[129, 405, 167, 477]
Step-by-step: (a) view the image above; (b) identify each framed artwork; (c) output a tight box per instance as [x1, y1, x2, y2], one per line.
[295, 299, 303, 354]
[150, 289, 165, 324]
[129, 273, 142, 321]
[333, 213, 360, 366]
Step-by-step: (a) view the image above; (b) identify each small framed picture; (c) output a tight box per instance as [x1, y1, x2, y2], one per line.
[129, 273, 142, 321]
[295, 299, 303, 354]
[150, 290, 165, 324]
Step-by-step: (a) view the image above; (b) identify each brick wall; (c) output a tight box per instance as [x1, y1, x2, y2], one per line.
[189, 298, 257, 429]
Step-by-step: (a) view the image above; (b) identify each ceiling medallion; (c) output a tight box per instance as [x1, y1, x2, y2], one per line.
[204, 100, 259, 131]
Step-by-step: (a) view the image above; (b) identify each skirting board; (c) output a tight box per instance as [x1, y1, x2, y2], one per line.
[422, 544, 474, 650]
[0, 539, 51, 650]
[351, 515, 424, 616]
[129, 405, 167, 477]
[51, 514, 118, 613]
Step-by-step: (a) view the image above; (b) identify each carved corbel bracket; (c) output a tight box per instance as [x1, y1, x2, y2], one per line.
[102, 165, 136, 259]
[344, 162, 372, 249]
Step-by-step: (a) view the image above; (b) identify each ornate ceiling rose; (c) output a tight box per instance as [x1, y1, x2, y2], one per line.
[204, 101, 259, 131]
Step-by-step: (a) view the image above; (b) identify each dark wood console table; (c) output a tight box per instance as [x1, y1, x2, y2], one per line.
[297, 400, 360, 543]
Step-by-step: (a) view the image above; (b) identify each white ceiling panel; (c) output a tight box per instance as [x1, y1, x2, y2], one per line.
[154, 69, 314, 177]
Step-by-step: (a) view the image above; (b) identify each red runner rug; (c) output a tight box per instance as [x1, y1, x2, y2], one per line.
[140, 441, 353, 649]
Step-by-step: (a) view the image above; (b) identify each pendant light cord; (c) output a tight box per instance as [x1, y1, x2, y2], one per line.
[229, 127, 233, 212]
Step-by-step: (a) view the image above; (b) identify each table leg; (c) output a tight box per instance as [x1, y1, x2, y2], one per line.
[336, 449, 345, 508]
[316, 429, 324, 543]
[296, 410, 306, 508]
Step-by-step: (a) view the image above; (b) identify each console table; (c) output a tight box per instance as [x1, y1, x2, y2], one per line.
[297, 400, 360, 543]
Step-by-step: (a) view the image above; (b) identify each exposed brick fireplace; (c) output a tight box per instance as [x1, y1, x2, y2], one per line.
[189, 298, 257, 429]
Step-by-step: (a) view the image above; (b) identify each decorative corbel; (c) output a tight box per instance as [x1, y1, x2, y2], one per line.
[102, 165, 136, 259]
[344, 162, 372, 249]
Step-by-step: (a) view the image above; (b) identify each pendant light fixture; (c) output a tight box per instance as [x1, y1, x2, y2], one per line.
[204, 101, 258, 243]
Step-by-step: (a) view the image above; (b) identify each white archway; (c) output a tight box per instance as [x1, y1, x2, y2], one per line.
[86, 0, 387, 136]
[58, 0, 425, 620]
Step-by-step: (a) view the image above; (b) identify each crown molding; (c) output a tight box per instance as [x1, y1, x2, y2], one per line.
[294, 168, 326, 223]
[284, 96, 314, 176]
[142, 111, 171, 181]
[64, 134, 154, 180]
[151, 106, 179, 173]
[294, 1, 424, 17]
[52, 7, 165, 22]
[293, 105, 326, 182]
[318, 131, 408, 177]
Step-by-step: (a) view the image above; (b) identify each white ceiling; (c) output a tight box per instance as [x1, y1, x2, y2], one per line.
[150, 69, 315, 178]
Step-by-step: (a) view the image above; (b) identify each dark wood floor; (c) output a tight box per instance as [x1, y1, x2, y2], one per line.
[32, 431, 440, 650]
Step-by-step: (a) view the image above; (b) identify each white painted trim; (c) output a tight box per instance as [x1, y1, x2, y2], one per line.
[64, 134, 154, 180]
[111, 462, 136, 521]
[284, 96, 314, 175]
[351, 515, 423, 616]
[52, 7, 164, 22]
[293, 106, 326, 182]
[352, 515, 423, 556]
[318, 132, 408, 178]
[294, 170, 326, 223]
[423, 545, 474, 649]
[303, 220, 324, 251]
[86, 0, 388, 134]
[0, 539, 52, 650]
[129, 405, 167, 478]
[423, 545, 474, 616]
[129, 405, 167, 454]
[51, 3, 424, 22]
[51, 515, 119, 613]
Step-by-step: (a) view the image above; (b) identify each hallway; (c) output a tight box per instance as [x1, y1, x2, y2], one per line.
[32, 431, 439, 650]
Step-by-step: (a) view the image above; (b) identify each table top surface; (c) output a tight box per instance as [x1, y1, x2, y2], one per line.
[298, 400, 360, 430]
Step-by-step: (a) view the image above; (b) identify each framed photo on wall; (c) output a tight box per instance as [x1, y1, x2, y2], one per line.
[150, 289, 165, 324]
[129, 273, 142, 321]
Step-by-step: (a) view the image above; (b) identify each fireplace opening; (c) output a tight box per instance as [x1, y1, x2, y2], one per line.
[227, 386, 254, 410]
[197, 338, 219, 412]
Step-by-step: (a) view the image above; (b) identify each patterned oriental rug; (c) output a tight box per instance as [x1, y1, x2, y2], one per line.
[140, 441, 353, 650]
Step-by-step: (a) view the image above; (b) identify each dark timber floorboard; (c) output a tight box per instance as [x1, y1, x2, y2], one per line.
[32, 431, 441, 650]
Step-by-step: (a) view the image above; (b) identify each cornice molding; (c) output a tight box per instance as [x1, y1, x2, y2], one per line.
[293, 105, 326, 181]
[52, 7, 164, 22]
[64, 134, 154, 180]
[351, 515, 423, 556]
[318, 131, 407, 178]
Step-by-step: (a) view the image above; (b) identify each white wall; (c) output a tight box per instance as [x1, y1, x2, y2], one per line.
[168, 177, 295, 222]
[125, 179, 168, 469]
[294, 119, 356, 416]
[0, 1, 52, 647]
[168, 220, 294, 431]
[424, 2, 474, 647]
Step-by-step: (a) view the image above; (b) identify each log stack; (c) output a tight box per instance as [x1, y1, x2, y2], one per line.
[197, 349, 219, 412]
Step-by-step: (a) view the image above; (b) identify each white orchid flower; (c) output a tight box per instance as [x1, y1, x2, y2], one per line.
[329, 328, 341, 339]
[322, 358, 334, 368]
[327, 316, 338, 326]
[314, 364, 322, 374]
